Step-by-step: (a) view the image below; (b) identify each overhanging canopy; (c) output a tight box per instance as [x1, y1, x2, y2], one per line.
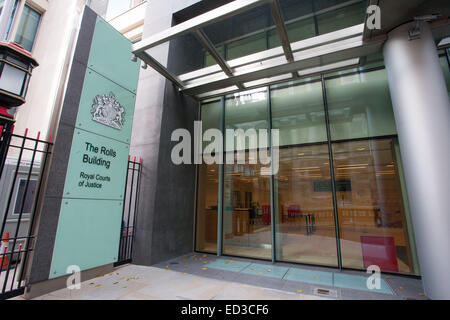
[132, 0, 449, 100]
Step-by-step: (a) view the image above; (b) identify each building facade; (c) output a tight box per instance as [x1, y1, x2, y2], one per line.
[0, 0, 146, 141]
[0, 0, 449, 300]
[125, 0, 450, 299]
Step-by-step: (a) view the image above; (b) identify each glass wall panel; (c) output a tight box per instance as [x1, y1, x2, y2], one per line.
[279, 0, 314, 21]
[326, 68, 417, 274]
[439, 50, 450, 96]
[269, 18, 316, 49]
[227, 32, 267, 61]
[203, 4, 278, 62]
[271, 80, 327, 146]
[196, 63, 418, 275]
[201, 0, 367, 67]
[204, 45, 224, 68]
[316, 1, 366, 35]
[271, 81, 337, 266]
[223, 89, 272, 259]
[195, 101, 221, 253]
[326, 68, 398, 141]
[275, 144, 338, 266]
[225, 88, 269, 151]
[332, 138, 416, 274]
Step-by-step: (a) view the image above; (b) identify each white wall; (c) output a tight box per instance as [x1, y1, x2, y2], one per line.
[11, 0, 87, 141]
[107, 1, 146, 42]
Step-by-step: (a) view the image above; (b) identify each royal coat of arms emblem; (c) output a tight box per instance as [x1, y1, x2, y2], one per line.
[91, 92, 126, 130]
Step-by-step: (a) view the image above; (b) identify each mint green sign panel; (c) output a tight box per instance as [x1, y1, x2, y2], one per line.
[50, 16, 140, 279]
[75, 69, 137, 144]
[62, 129, 130, 200]
[50, 199, 123, 277]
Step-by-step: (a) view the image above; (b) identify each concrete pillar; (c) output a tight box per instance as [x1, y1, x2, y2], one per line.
[383, 22, 450, 299]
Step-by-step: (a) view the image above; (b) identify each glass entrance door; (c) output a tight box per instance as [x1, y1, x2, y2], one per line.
[271, 79, 338, 266]
[332, 138, 416, 274]
[195, 66, 420, 275]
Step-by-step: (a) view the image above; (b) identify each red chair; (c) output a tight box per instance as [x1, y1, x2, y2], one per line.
[360, 236, 399, 272]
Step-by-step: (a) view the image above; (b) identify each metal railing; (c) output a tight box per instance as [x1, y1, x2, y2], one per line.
[0, 129, 52, 300]
[116, 156, 142, 267]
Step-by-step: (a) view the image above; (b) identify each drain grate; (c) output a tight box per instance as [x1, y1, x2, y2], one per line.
[314, 287, 338, 298]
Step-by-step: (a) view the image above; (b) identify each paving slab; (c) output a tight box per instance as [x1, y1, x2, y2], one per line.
[21, 252, 426, 300]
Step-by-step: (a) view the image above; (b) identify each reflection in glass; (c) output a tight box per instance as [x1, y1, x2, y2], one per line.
[204, 45, 224, 68]
[195, 64, 419, 275]
[333, 138, 416, 274]
[271, 80, 337, 266]
[271, 80, 327, 146]
[222, 89, 272, 259]
[275, 145, 338, 266]
[195, 101, 221, 253]
[316, 1, 366, 35]
[203, 4, 278, 62]
[269, 18, 316, 49]
[223, 154, 272, 259]
[439, 50, 450, 96]
[196, 162, 219, 253]
[326, 68, 398, 141]
[227, 32, 267, 61]
[198, 0, 367, 70]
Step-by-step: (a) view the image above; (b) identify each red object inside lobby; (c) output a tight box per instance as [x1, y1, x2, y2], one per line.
[360, 236, 399, 272]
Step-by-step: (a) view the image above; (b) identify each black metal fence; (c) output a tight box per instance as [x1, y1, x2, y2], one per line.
[116, 156, 142, 267]
[0, 129, 52, 300]
[0, 127, 141, 298]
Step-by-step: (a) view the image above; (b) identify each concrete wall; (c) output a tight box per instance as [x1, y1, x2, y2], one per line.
[129, 0, 201, 266]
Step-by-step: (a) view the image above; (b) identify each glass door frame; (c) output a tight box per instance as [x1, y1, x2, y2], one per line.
[194, 64, 419, 276]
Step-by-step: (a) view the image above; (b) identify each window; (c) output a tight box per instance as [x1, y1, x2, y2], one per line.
[195, 65, 420, 276]
[201, 0, 367, 68]
[222, 88, 272, 260]
[331, 138, 416, 274]
[325, 68, 398, 141]
[14, 4, 41, 52]
[195, 100, 222, 253]
[439, 49, 450, 96]
[0, 0, 19, 40]
[271, 80, 338, 266]
[13, 178, 37, 215]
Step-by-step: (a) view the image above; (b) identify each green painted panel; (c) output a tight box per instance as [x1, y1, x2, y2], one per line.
[62, 128, 129, 200]
[75, 69, 136, 144]
[49, 199, 123, 278]
[87, 17, 140, 93]
[50, 13, 139, 279]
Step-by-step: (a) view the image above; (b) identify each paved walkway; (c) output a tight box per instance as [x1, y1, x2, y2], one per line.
[14, 253, 427, 300]
[26, 265, 326, 300]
